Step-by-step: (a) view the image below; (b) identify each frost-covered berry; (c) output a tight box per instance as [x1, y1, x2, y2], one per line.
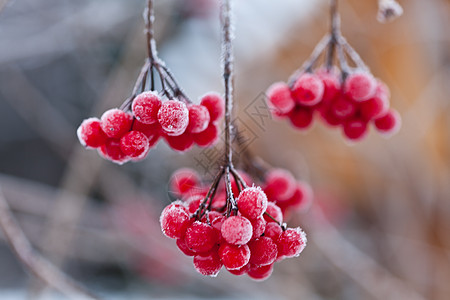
[176, 237, 196, 256]
[159, 203, 190, 239]
[157, 100, 189, 136]
[343, 119, 368, 141]
[316, 68, 341, 103]
[264, 222, 283, 241]
[359, 83, 390, 121]
[187, 104, 210, 133]
[164, 132, 194, 152]
[200, 92, 224, 122]
[264, 169, 296, 201]
[77, 118, 108, 148]
[279, 181, 313, 213]
[170, 168, 200, 197]
[185, 221, 219, 253]
[193, 123, 219, 147]
[211, 214, 226, 232]
[227, 263, 250, 276]
[266, 82, 295, 114]
[250, 216, 266, 240]
[264, 202, 283, 224]
[219, 243, 251, 270]
[185, 194, 203, 214]
[248, 237, 278, 266]
[100, 109, 133, 138]
[319, 107, 342, 127]
[131, 120, 161, 147]
[119, 131, 149, 158]
[374, 109, 401, 136]
[98, 139, 130, 165]
[193, 251, 223, 277]
[289, 106, 314, 130]
[276, 227, 307, 258]
[344, 72, 376, 102]
[237, 187, 268, 220]
[291, 73, 324, 106]
[132, 91, 161, 124]
[331, 95, 357, 120]
[247, 263, 273, 281]
[221, 216, 253, 245]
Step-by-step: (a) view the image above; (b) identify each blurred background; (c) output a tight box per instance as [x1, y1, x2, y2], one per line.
[1, 0, 449, 299]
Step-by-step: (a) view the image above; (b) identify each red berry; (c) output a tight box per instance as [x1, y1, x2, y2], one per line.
[344, 72, 376, 102]
[343, 118, 368, 141]
[170, 168, 200, 197]
[221, 216, 253, 245]
[176, 237, 196, 256]
[132, 91, 162, 124]
[157, 100, 189, 136]
[374, 109, 401, 136]
[264, 222, 283, 241]
[237, 186, 268, 220]
[119, 131, 149, 158]
[187, 104, 211, 133]
[289, 106, 314, 130]
[77, 118, 108, 148]
[264, 169, 296, 201]
[264, 202, 283, 224]
[193, 123, 219, 147]
[100, 109, 133, 139]
[276, 227, 307, 258]
[98, 139, 130, 164]
[211, 214, 226, 232]
[159, 203, 190, 239]
[331, 94, 357, 120]
[291, 73, 324, 106]
[193, 250, 223, 277]
[319, 106, 342, 127]
[280, 181, 313, 213]
[316, 68, 341, 103]
[359, 82, 390, 121]
[185, 194, 204, 214]
[248, 237, 278, 266]
[185, 221, 219, 253]
[227, 263, 250, 276]
[164, 132, 194, 152]
[266, 82, 295, 114]
[203, 211, 223, 224]
[247, 263, 273, 281]
[250, 216, 266, 239]
[212, 192, 227, 210]
[219, 243, 251, 270]
[200, 92, 224, 122]
[131, 120, 161, 147]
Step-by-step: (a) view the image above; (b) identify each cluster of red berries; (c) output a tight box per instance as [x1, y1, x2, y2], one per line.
[267, 69, 401, 141]
[77, 92, 224, 164]
[159, 168, 311, 280]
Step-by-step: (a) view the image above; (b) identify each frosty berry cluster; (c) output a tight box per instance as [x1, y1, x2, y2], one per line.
[159, 167, 311, 280]
[77, 92, 224, 164]
[267, 69, 401, 141]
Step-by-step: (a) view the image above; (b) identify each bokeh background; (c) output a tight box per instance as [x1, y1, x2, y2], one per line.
[1, 0, 449, 299]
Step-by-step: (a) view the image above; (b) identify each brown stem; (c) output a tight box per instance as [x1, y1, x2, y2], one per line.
[326, 0, 339, 70]
[193, 167, 225, 219]
[339, 36, 370, 71]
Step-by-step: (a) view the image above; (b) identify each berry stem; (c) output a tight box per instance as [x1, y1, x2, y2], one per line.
[145, 0, 157, 62]
[339, 36, 370, 72]
[326, 0, 339, 71]
[193, 167, 225, 220]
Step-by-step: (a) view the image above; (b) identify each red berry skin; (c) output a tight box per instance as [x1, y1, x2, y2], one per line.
[319, 106, 343, 127]
[132, 91, 162, 124]
[176, 237, 196, 256]
[289, 106, 314, 130]
[250, 216, 266, 240]
[193, 123, 219, 147]
[227, 263, 250, 276]
[219, 243, 251, 270]
[131, 120, 161, 147]
[100, 109, 133, 138]
[276, 227, 307, 258]
[343, 118, 369, 141]
[119, 131, 149, 158]
[185, 221, 219, 253]
[264, 222, 283, 241]
[291, 73, 324, 106]
[170, 168, 200, 197]
[266, 82, 296, 115]
[159, 203, 190, 239]
[185, 194, 203, 214]
[98, 139, 130, 165]
[193, 250, 223, 277]
[211, 192, 227, 211]
[264, 169, 296, 202]
[211, 214, 226, 232]
[359, 82, 390, 121]
[331, 94, 357, 120]
[164, 132, 194, 152]
[248, 237, 278, 266]
[316, 68, 341, 103]
[237, 187, 268, 220]
[374, 109, 401, 136]
[157, 100, 189, 136]
[279, 181, 313, 213]
[187, 104, 211, 133]
[77, 118, 108, 148]
[221, 216, 253, 245]
[263, 202, 283, 224]
[200, 92, 224, 122]
[344, 72, 377, 102]
[247, 263, 274, 281]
